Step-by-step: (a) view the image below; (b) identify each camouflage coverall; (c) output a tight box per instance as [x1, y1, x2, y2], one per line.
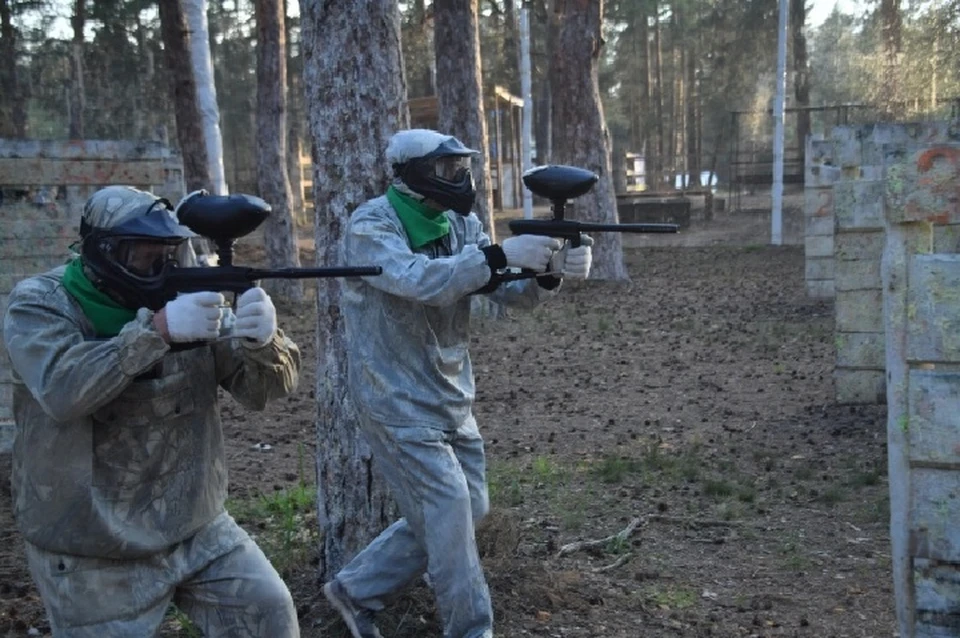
[2, 266, 302, 637]
[336, 196, 561, 638]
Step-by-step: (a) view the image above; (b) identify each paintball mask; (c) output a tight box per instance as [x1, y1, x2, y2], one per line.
[80, 187, 196, 310]
[394, 136, 479, 215]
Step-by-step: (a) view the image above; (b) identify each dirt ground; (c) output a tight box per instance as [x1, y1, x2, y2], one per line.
[0, 190, 896, 637]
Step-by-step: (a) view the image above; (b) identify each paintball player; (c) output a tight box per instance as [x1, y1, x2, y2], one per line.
[2, 186, 302, 637]
[321, 128, 593, 638]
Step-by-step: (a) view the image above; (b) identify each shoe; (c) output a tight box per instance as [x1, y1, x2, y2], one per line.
[323, 579, 383, 638]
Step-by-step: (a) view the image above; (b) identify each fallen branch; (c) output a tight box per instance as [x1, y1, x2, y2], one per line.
[557, 517, 644, 557]
[593, 552, 634, 573]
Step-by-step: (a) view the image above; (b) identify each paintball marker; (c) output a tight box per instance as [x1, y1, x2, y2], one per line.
[499, 164, 678, 281]
[142, 192, 381, 310]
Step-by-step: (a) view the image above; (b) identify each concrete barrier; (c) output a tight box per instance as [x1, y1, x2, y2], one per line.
[882, 142, 960, 636]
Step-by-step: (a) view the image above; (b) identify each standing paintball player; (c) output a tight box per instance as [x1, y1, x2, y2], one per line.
[322, 128, 593, 638]
[2, 186, 302, 637]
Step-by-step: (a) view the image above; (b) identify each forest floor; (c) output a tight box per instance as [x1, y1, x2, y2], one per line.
[0, 189, 897, 637]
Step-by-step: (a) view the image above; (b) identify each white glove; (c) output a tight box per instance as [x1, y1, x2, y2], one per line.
[500, 235, 563, 272]
[549, 234, 594, 279]
[164, 291, 224, 342]
[233, 287, 277, 348]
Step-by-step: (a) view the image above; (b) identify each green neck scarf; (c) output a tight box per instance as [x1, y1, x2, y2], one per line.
[60, 258, 137, 337]
[387, 185, 450, 249]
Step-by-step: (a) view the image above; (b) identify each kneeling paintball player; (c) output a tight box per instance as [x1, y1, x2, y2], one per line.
[2, 186, 302, 637]
[321, 128, 593, 638]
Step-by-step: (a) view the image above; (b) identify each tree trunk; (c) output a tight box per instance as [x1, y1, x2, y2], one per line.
[651, 2, 664, 191]
[284, 0, 305, 224]
[134, 14, 152, 140]
[0, 0, 25, 138]
[880, 0, 902, 118]
[668, 8, 679, 189]
[638, 8, 650, 187]
[255, 0, 303, 302]
[434, 0, 495, 241]
[158, 0, 211, 192]
[685, 6, 701, 188]
[550, 0, 628, 281]
[789, 0, 809, 166]
[184, 0, 229, 195]
[301, 0, 405, 580]
[534, 0, 555, 164]
[502, 0, 520, 93]
[68, 0, 85, 139]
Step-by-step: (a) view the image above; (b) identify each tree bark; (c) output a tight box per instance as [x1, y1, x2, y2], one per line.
[158, 0, 211, 192]
[0, 0, 25, 138]
[255, 0, 303, 302]
[68, 0, 85, 139]
[790, 0, 809, 169]
[534, 0, 555, 164]
[184, 0, 229, 195]
[668, 8, 679, 189]
[284, 0, 305, 223]
[550, 0, 628, 281]
[637, 7, 650, 186]
[502, 0, 520, 93]
[652, 1, 664, 192]
[880, 0, 902, 118]
[301, 0, 405, 580]
[684, 5, 701, 187]
[434, 0, 495, 241]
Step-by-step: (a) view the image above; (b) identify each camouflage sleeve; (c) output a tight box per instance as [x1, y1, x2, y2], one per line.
[473, 218, 561, 310]
[2, 279, 169, 422]
[345, 208, 492, 307]
[212, 329, 301, 411]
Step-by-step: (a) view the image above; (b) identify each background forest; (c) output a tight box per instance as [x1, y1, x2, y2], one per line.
[1, 0, 958, 197]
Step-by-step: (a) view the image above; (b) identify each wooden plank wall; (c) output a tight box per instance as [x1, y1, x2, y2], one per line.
[0, 139, 184, 440]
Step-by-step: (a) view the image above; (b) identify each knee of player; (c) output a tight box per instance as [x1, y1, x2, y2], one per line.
[245, 571, 296, 616]
[471, 490, 490, 523]
[265, 581, 296, 613]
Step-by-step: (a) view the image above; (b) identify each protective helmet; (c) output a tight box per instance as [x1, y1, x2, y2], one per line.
[79, 185, 196, 310]
[387, 129, 480, 215]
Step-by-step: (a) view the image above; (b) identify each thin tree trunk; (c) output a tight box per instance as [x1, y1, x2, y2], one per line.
[434, 0, 496, 241]
[652, 2, 665, 191]
[880, 0, 902, 119]
[286, 85, 306, 225]
[134, 14, 152, 140]
[158, 0, 211, 192]
[184, 0, 228, 195]
[790, 0, 809, 168]
[669, 8, 679, 189]
[68, 0, 85, 139]
[685, 6, 701, 187]
[534, 0, 555, 164]
[284, 0, 305, 223]
[301, 0, 405, 579]
[255, 0, 303, 302]
[0, 0, 25, 138]
[550, 0, 628, 281]
[638, 8, 650, 187]
[503, 0, 520, 93]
